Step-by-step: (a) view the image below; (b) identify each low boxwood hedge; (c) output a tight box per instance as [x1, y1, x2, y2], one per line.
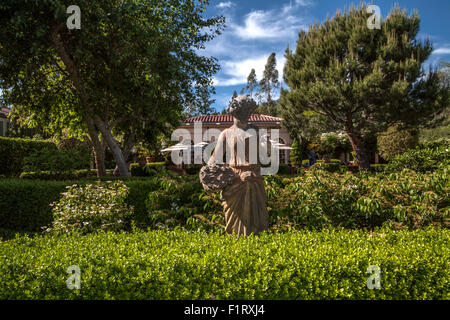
[130, 162, 166, 177]
[19, 169, 114, 180]
[0, 178, 161, 232]
[0, 228, 447, 299]
[0, 137, 57, 176]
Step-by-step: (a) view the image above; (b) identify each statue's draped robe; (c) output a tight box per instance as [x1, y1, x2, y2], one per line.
[208, 126, 269, 236]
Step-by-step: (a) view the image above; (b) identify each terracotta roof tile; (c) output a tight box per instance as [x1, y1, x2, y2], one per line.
[184, 114, 283, 124]
[0, 107, 11, 115]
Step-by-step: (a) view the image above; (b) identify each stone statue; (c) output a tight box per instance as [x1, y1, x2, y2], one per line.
[200, 96, 270, 236]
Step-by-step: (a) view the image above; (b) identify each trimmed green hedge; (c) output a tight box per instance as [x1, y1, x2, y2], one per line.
[0, 178, 161, 232]
[310, 161, 343, 173]
[0, 137, 57, 176]
[19, 169, 115, 180]
[0, 228, 448, 299]
[130, 162, 166, 177]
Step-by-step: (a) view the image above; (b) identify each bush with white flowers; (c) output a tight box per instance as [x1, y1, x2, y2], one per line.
[48, 181, 133, 234]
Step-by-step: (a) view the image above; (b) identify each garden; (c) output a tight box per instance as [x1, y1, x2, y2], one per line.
[0, 1, 449, 302]
[0, 136, 448, 299]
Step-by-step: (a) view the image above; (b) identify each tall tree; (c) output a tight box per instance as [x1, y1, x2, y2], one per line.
[257, 53, 280, 106]
[184, 85, 217, 117]
[281, 4, 447, 170]
[232, 90, 238, 99]
[0, 0, 224, 176]
[245, 69, 258, 98]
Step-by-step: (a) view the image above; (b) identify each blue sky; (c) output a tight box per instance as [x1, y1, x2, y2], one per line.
[203, 0, 450, 112]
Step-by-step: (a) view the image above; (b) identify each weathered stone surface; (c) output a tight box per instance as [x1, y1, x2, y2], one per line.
[199, 164, 238, 193]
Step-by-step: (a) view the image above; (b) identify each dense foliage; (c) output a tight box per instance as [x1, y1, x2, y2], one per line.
[0, 178, 161, 233]
[146, 176, 222, 230]
[377, 123, 419, 160]
[386, 139, 449, 173]
[23, 147, 91, 172]
[1, 166, 448, 236]
[312, 132, 351, 158]
[0, 228, 448, 299]
[47, 181, 133, 234]
[0, 137, 57, 176]
[0, 0, 224, 176]
[265, 169, 449, 230]
[130, 162, 166, 177]
[19, 169, 112, 181]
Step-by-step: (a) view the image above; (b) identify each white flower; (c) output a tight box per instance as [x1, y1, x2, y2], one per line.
[156, 222, 167, 229]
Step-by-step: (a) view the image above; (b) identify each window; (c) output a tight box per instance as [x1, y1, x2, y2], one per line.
[0, 120, 4, 136]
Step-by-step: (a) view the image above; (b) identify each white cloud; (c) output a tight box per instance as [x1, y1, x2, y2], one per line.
[433, 48, 450, 55]
[201, 1, 314, 89]
[216, 1, 235, 9]
[214, 54, 286, 87]
[295, 0, 314, 6]
[232, 9, 307, 40]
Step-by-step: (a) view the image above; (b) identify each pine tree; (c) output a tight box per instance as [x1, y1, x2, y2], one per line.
[281, 4, 447, 171]
[232, 90, 238, 99]
[245, 69, 258, 98]
[257, 53, 280, 107]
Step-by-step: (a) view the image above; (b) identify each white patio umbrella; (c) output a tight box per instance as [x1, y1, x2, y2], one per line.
[161, 143, 190, 153]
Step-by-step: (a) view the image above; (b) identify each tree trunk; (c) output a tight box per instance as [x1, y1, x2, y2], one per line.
[113, 130, 136, 176]
[94, 117, 130, 177]
[92, 143, 106, 177]
[86, 116, 106, 177]
[50, 24, 107, 177]
[346, 131, 370, 171]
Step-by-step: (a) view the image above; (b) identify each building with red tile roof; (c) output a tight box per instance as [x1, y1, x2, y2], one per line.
[178, 114, 293, 164]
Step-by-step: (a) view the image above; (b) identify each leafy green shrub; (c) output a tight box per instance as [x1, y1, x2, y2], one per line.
[310, 161, 343, 173]
[0, 178, 162, 233]
[314, 132, 351, 157]
[130, 163, 145, 177]
[47, 181, 133, 234]
[370, 164, 388, 173]
[146, 175, 222, 230]
[130, 162, 166, 177]
[277, 164, 292, 175]
[22, 148, 91, 172]
[0, 228, 448, 299]
[267, 169, 449, 230]
[377, 122, 419, 160]
[2, 168, 449, 234]
[0, 179, 67, 232]
[289, 138, 303, 166]
[0, 137, 57, 176]
[386, 139, 449, 173]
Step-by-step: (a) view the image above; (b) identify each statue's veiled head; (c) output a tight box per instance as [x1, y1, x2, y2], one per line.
[227, 96, 258, 123]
